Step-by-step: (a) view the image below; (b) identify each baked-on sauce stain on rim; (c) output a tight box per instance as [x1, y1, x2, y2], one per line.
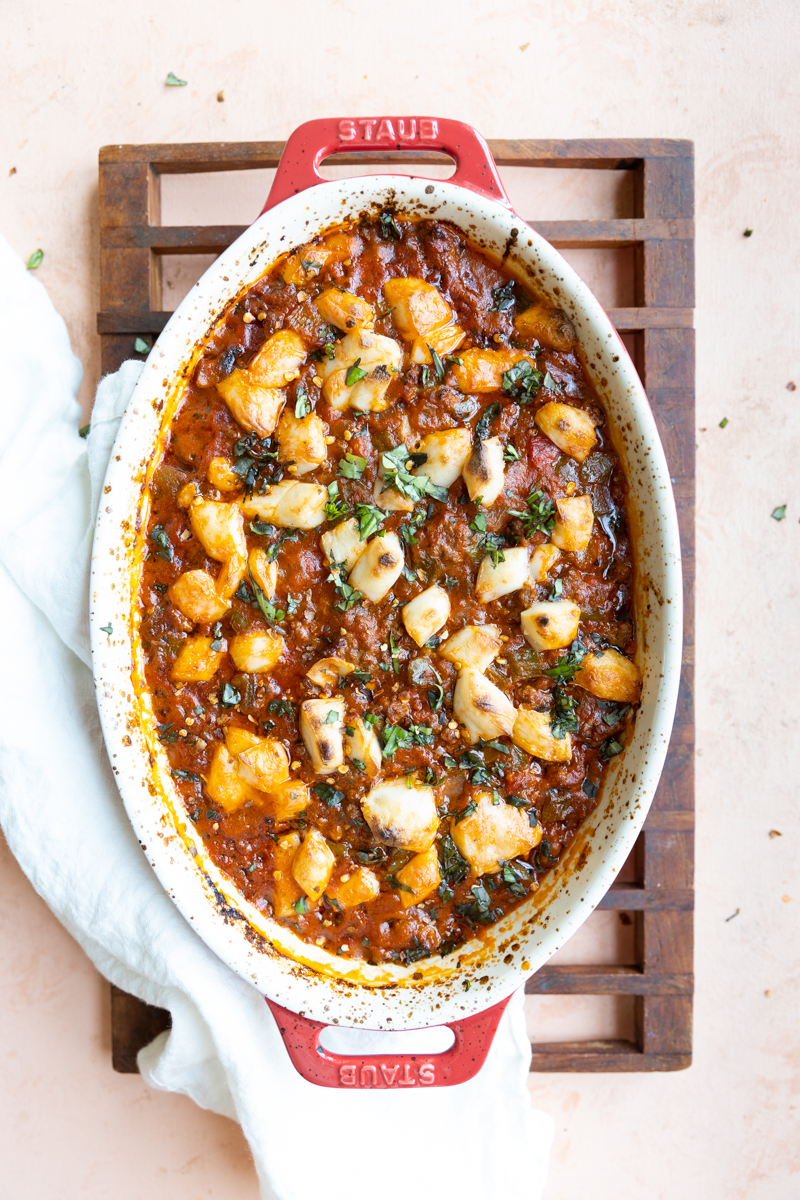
[138, 214, 641, 969]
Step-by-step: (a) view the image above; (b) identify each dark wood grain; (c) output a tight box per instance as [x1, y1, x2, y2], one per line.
[98, 137, 694, 1076]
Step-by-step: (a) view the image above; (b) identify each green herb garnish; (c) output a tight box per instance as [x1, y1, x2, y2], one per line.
[294, 386, 311, 418]
[149, 524, 173, 562]
[354, 502, 384, 540]
[345, 358, 368, 387]
[338, 452, 367, 480]
[502, 358, 542, 400]
[312, 782, 345, 808]
[509, 489, 556, 536]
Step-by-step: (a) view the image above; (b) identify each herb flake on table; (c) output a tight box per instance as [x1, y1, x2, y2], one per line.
[166, 72, 188, 86]
[771, 505, 787, 521]
[26, 249, 43, 270]
[134, 337, 150, 354]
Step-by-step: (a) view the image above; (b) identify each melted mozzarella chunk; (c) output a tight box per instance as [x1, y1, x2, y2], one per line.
[292, 829, 336, 902]
[348, 532, 404, 603]
[361, 777, 439, 851]
[216, 331, 306, 436]
[321, 516, 367, 573]
[551, 495, 594, 552]
[475, 546, 529, 603]
[410, 322, 466, 365]
[395, 846, 441, 909]
[248, 547, 277, 598]
[382, 277, 452, 339]
[453, 667, 517, 743]
[412, 428, 472, 488]
[171, 635, 225, 682]
[272, 833, 303, 917]
[319, 328, 402, 412]
[462, 437, 506, 505]
[520, 599, 581, 651]
[514, 303, 576, 351]
[276, 409, 328, 475]
[512, 707, 572, 762]
[229, 630, 284, 673]
[306, 657, 356, 687]
[242, 481, 327, 529]
[206, 456, 241, 492]
[327, 866, 381, 909]
[344, 717, 382, 777]
[168, 569, 230, 623]
[440, 624, 502, 672]
[282, 233, 357, 287]
[534, 401, 597, 462]
[574, 647, 642, 703]
[299, 697, 345, 773]
[402, 584, 451, 647]
[315, 287, 374, 332]
[188, 497, 247, 598]
[451, 348, 537, 393]
[451, 791, 543, 876]
[529, 543, 562, 584]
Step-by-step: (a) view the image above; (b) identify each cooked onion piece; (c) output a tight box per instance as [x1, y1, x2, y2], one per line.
[551, 495, 594, 552]
[520, 599, 581, 651]
[453, 667, 517, 743]
[361, 777, 439, 851]
[299, 697, 345, 774]
[242, 482, 327, 530]
[168, 570, 230, 623]
[451, 791, 542, 876]
[229, 630, 284, 673]
[402, 584, 451, 647]
[412, 428, 472, 488]
[475, 546, 529, 603]
[574, 648, 642, 703]
[292, 830, 336, 902]
[216, 331, 306, 436]
[321, 516, 367, 573]
[512, 707, 572, 761]
[395, 846, 441, 909]
[534, 401, 597, 463]
[171, 635, 225, 682]
[276, 409, 328, 475]
[440, 624, 502, 672]
[348, 532, 404, 602]
[462, 437, 506, 505]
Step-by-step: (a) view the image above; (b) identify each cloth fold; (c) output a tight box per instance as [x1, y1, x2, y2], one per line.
[0, 233, 553, 1200]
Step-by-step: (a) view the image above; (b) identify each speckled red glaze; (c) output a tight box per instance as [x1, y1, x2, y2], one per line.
[89, 117, 682, 1037]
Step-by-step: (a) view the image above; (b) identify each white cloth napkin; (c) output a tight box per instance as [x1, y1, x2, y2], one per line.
[0, 234, 553, 1200]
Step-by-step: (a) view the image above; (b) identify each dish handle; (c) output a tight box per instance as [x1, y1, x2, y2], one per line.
[262, 116, 510, 213]
[266, 993, 512, 1088]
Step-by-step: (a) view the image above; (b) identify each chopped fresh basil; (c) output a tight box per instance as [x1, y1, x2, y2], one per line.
[26, 249, 44, 270]
[772, 505, 787, 521]
[386, 874, 415, 894]
[549, 577, 564, 601]
[293, 896, 309, 914]
[354, 847, 386, 865]
[234, 580, 254, 604]
[354, 502, 384, 540]
[165, 72, 188, 86]
[503, 443, 521, 462]
[79, 423, 91, 438]
[599, 700, 631, 726]
[219, 683, 240, 708]
[294, 386, 311, 418]
[378, 210, 402, 240]
[420, 365, 431, 387]
[428, 684, 444, 712]
[100, 622, 113, 636]
[299, 259, 322, 274]
[323, 709, 340, 725]
[380, 443, 447, 505]
[267, 698, 293, 717]
[149, 524, 173, 562]
[509, 489, 556, 536]
[456, 883, 495, 925]
[438, 834, 469, 884]
[550, 686, 579, 740]
[345, 358, 368, 387]
[505, 793, 528, 808]
[338, 452, 367, 480]
[248, 569, 285, 625]
[454, 799, 477, 824]
[363, 713, 380, 728]
[542, 639, 588, 681]
[429, 345, 446, 383]
[171, 769, 200, 782]
[719, 417, 729, 429]
[249, 519, 274, 536]
[502, 358, 542, 400]
[543, 369, 562, 394]
[399, 509, 427, 546]
[327, 561, 364, 611]
[312, 782, 345, 808]
[582, 778, 598, 799]
[474, 400, 501, 442]
[491, 280, 517, 312]
[600, 737, 624, 759]
[133, 337, 150, 354]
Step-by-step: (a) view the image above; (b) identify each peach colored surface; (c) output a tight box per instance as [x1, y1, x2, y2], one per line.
[1, 1, 799, 1197]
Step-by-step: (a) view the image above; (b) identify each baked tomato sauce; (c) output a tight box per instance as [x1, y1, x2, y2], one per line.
[138, 214, 640, 966]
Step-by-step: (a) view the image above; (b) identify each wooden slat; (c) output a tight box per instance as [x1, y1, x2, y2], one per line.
[525, 966, 692, 995]
[529, 1041, 690, 1073]
[597, 884, 693, 912]
[110, 985, 170, 1074]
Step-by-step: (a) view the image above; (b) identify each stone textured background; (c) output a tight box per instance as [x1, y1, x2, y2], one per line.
[1, 1, 798, 1196]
